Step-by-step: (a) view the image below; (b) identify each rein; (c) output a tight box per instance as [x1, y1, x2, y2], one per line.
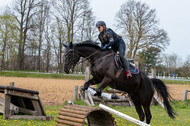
[93, 51, 115, 64]
[77, 49, 101, 64]
[65, 47, 115, 65]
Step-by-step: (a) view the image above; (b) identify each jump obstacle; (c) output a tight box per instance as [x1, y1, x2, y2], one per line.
[0, 83, 53, 120]
[56, 104, 115, 126]
[56, 104, 151, 126]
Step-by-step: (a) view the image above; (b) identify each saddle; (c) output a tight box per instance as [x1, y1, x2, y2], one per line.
[114, 54, 139, 75]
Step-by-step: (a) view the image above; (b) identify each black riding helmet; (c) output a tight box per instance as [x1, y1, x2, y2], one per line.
[96, 21, 106, 28]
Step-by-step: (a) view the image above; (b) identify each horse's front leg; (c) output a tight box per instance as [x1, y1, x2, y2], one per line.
[84, 78, 100, 90]
[95, 77, 112, 96]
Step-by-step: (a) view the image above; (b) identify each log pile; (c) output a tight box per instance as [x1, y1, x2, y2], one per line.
[56, 104, 116, 126]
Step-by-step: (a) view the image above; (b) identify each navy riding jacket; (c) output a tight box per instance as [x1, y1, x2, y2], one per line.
[98, 28, 122, 51]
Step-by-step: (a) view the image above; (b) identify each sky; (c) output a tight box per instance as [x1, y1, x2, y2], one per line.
[90, 0, 190, 60]
[0, 0, 190, 60]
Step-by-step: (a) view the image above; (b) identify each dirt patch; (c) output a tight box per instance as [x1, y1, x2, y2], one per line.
[0, 77, 189, 105]
[0, 77, 84, 105]
[167, 84, 190, 100]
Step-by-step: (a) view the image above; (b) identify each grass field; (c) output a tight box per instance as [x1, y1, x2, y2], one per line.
[0, 100, 190, 126]
[0, 71, 85, 80]
[0, 71, 190, 84]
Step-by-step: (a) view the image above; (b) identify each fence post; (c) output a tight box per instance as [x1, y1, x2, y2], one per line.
[183, 90, 188, 101]
[85, 66, 90, 82]
[74, 86, 78, 101]
[9, 82, 15, 87]
[152, 69, 156, 78]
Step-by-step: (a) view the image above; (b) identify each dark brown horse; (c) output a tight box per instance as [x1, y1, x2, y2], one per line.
[63, 41, 175, 124]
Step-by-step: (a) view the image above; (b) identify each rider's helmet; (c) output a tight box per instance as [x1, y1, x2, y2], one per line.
[96, 21, 106, 28]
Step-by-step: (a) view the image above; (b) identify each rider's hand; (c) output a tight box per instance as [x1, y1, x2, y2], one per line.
[101, 46, 106, 50]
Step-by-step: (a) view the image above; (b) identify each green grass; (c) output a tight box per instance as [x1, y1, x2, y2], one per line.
[0, 71, 85, 80]
[162, 79, 190, 85]
[0, 105, 63, 126]
[0, 100, 190, 126]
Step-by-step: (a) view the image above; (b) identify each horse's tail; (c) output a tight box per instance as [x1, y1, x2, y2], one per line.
[151, 78, 176, 119]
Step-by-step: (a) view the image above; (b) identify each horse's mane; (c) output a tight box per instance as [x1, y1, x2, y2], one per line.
[75, 40, 101, 49]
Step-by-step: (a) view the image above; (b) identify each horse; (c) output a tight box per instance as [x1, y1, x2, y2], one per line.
[63, 41, 175, 124]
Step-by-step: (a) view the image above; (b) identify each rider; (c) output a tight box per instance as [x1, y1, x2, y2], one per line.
[96, 21, 132, 78]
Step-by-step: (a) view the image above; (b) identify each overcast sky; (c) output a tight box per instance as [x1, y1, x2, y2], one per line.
[90, 0, 190, 60]
[0, 0, 190, 60]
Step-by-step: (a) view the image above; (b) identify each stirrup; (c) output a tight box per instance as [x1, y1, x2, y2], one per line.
[126, 71, 132, 79]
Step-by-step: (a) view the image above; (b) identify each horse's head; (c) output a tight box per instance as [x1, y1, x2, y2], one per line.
[63, 42, 80, 74]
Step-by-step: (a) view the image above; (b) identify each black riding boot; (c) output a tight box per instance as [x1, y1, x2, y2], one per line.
[121, 57, 132, 78]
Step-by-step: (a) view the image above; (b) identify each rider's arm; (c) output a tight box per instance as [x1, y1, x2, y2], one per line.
[105, 30, 114, 48]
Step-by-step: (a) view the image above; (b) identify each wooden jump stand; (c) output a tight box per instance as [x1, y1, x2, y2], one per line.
[0, 82, 53, 120]
[183, 90, 190, 101]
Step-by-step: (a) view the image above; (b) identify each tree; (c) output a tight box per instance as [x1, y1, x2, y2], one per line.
[162, 53, 181, 76]
[76, 1, 97, 73]
[115, 0, 169, 59]
[13, 0, 39, 70]
[53, 0, 89, 43]
[137, 47, 161, 73]
[178, 55, 190, 77]
[35, 0, 50, 71]
[0, 12, 18, 70]
[50, 17, 66, 73]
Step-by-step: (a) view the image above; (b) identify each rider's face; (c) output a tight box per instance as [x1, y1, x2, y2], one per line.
[98, 26, 104, 32]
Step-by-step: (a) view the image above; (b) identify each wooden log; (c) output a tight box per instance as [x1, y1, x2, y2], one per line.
[8, 115, 47, 120]
[58, 111, 85, 119]
[0, 97, 19, 113]
[56, 118, 82, 126]
[99, 104, 150, 126]
[0, 85, 39, 94]
[57, 115, 84, 123]
[32, 100, 43, 116]
[3, 89, 11, 119]
[5, 90, 39, 100]
[56, 124, 70, 126]
[18, 107, 37, 115]
[37, 95, 46, 116]
[64, 105, 92, 112]
[60, 108, 87, 115]
[79, 91, 91, 106]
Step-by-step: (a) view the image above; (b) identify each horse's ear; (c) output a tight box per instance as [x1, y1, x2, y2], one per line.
[69, 41, 73, 48]
[62, 43, 69, 48]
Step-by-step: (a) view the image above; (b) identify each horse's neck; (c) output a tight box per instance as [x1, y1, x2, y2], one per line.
[77, 46, 112, 62]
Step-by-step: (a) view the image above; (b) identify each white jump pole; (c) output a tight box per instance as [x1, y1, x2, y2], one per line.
[99, 104, 150, 126]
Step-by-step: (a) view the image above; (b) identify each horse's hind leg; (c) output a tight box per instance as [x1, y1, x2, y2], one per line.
[141, 91, 153, 124]
[130, 95, 145, 122]
[142, 103, 152, 124]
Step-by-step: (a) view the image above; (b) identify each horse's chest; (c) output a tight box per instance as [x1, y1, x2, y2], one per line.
[91, 65, 104, 78]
